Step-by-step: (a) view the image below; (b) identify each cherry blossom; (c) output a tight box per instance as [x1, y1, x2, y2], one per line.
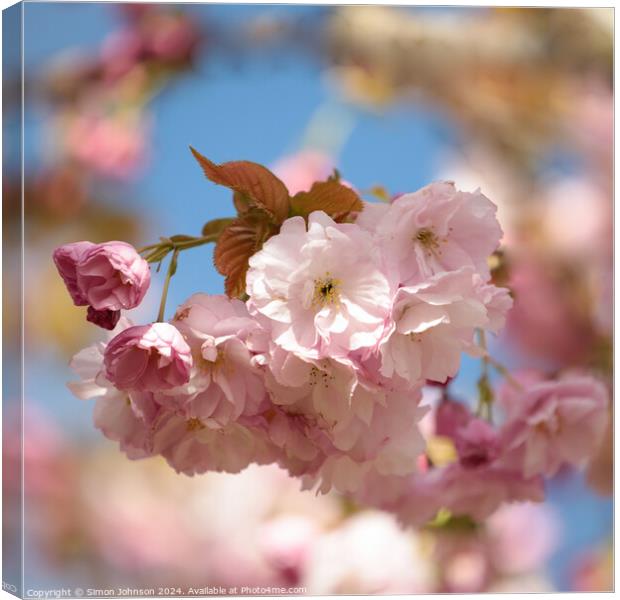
[371, 181, 502, 285]
[246, 211, 393, 358]
[499, 373, 609, 478]
[68, 319, 156, 458]
[168, 293, 268, 426]
[380, 268, 512, 383]
[104, 322, 192, 392]
[58, 169, 609, 530]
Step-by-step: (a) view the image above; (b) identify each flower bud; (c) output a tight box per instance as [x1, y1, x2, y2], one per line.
[76, 241, 150, 311]
[52, 241, 96, 306]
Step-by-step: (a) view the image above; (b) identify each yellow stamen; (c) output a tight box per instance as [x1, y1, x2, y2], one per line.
[415, 228, 440, 250]
[312, 275, 341, 308]
[173, 307, 191, 321]
[186, 417, 205, 432]
[415, 227, 449, 257]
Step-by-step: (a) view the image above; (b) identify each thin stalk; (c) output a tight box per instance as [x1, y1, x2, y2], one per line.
[473, 328, 524, 391]
[478, 329, 490, 380]
[138, 234, 218, 256]
[483, 354, 524, 391]
[476, 329, 493, 421]
[140, 233, 219, 322]
[157, 248, 179, 322]
[172, 235, 218, 250]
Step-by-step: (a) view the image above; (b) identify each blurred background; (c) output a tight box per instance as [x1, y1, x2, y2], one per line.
[3, 3, 613, 594]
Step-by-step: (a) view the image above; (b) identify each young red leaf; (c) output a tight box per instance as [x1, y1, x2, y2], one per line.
[214, 215, 274, 298]
[290, 180, 364, 222]
[190, 147, 290, 223]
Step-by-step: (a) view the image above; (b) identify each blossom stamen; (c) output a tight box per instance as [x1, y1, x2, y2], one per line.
[415, 227, 444, 256]
[198, 347, 228, 375]
[408, 332, 423, 343]
[186, 417, 205, 432]
[309, 365, 337, 389]
[312, 275, 341, 308]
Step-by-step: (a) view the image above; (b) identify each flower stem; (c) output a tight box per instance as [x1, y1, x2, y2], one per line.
[140, 233, 219, 322]
[478, 329, 490, 379]
[476, 329, 494, 421]
[474, 329, 524, 416]
[139, 234, 218, 260]
[157, 248, 179, 322]
[172, 235, 218, 250]
[484, 354, 524, 391]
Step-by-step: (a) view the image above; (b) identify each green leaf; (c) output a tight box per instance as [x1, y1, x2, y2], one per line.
[169, 234, 198, 243]
[201, 217, 235, 238]
[144, 246, 172, 264]
[169, 249, 179, 276]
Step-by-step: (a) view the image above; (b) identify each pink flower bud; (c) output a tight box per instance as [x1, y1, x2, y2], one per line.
[52, 241, 96, 306]
[86, 306, 121, 330]
[146, 15, 200, 63]
[54, 241, 150, 312]
[77, 241, 150, 311]
[104, 322, 192, 391]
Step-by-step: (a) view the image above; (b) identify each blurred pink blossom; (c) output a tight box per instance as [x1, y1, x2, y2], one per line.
[302, 512, 434, 593]
[144, 14, 201, 63]
[272, 150, 335, 194]
[540, 177, 610, 261]
[500, 373, 609, 478]
[487, 502, 561, 574]
[65, 112, 148, 180]
[258, 515, 319, 584]
[100, 29, 144, 82]
[504, 256, 595, 366]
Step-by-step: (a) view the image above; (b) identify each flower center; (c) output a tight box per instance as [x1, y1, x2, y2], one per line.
[309, 365, 336, 388]
[312, 275, 341, 308]
[173, 307, 191, 321]
[535, 414, 560, 436]
[416, 227, 439, 249]
[186, 417, 205, 432]
[198, 346, 227, 374]
[414, 227, 451, 257]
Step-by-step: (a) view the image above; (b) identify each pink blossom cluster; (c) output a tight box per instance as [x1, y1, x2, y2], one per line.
[58, 181, 609, 523]
[378, 371, 609, 527]
[46, 4, 201, 181]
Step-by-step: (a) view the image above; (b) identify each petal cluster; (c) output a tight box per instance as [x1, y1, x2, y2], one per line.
[63, 180, 608, 525]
